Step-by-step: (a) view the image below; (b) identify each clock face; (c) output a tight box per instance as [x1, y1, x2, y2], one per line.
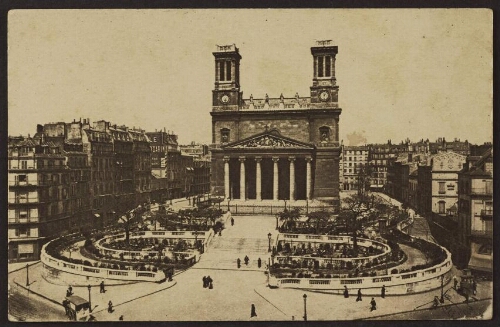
[319, 91, 329, 101]
[221, 95, 229, 104]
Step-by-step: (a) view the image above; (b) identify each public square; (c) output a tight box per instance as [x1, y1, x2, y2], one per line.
[8, 201, 493, 321]
[7, 9, 493, 323]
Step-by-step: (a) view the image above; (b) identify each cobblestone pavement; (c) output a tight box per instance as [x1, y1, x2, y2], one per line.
[8, 285, 68, 322]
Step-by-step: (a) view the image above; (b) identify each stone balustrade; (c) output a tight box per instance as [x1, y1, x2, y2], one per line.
[269, 245, 452, 295]
[40, 241, 166, 283]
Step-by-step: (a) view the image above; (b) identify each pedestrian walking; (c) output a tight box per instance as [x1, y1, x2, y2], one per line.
[356, 288, 362, 302]
[66, 285, 73, 297]
[343, 286, 349, 298]
[453, 276, 458, 290]
[207, 276, 213, 289]
[237, 258, 241, 268]
[381, 285, 386, 298]
[108, 301, 113, 313]
[472, 280, 477, 295]
[62, 299, 70, 316]
[257, 257, 262, 268]
[203, 276, 207, 288]
[219, 230, 222, 236]
[244, 255, 249, 266]
[100, 281, 106, 293]
[231, 217, 234, 226]
[251, 304, 257, 317]
[432, 296, 440, 309]
[370, 298, 377, 311]
[119, 315, 124, 321]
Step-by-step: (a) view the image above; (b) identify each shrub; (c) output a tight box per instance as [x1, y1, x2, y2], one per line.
[391, 268, 398, 274]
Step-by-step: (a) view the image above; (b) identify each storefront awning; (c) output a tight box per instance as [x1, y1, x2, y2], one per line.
[468, 242, 492, 273]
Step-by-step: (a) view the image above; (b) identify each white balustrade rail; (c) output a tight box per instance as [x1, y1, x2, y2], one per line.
[276, 234, 392, 266]
[41, 241, 165, 283]
[95, 230, 208, 261]
[270, 232, 453, 295]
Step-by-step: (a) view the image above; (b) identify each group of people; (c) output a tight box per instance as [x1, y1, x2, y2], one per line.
[236, 255, 252, 268]
[202, 276, 214, 289]
[343, 286, 381, 312]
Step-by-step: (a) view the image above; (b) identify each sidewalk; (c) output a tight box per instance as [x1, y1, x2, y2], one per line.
[9, 261, 40, 273]
[254, 280, 491, 321]
[9, 261, 177, 320]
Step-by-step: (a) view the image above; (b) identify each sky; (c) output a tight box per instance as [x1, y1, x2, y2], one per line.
[8, 9, 492, 145]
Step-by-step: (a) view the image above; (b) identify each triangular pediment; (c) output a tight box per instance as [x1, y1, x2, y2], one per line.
[224, 130, 314, 149]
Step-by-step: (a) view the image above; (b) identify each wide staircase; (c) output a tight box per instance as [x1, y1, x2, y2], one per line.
[195, 215, 276, 271]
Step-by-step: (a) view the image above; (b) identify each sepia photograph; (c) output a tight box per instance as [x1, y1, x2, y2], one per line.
[6, 9, 493, 321]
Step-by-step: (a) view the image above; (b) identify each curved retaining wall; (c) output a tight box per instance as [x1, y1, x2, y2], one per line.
[95, 230, 207, 261]
[270, 235, 453, 295]
[41, 241, 165, 283]
[275, 234, 392, 267]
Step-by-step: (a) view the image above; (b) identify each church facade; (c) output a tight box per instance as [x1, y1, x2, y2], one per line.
[209, 41, 342, 205]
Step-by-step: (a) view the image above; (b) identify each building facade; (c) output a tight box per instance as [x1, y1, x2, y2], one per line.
[457, 148, 493, 273]
[147, 130, 180, 203]
[340, 145, 369, 191]
[209, 41, 342, 205]
[430, 152, 467, 218]
[7, 135, 91, 262]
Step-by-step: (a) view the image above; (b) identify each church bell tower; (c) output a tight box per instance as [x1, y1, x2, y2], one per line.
[212, 44, 242, 111]
[310, 40, 339, 106]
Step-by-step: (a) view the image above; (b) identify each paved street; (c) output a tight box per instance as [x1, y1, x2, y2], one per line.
[8, 284, 68, 322]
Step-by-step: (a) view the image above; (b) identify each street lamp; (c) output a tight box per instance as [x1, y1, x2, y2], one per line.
[303, 294, 307, 321]
[268, 233, 272, 252]
[87, 285, 92, 312]
[26, 263, 29, 287]
[440, 275, 445, 303]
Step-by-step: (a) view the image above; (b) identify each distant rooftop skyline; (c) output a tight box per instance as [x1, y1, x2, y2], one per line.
[8, 9, 492, 145]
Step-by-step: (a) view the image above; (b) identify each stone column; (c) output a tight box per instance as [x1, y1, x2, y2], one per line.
[255, 157, 262, 201]
[306, 157, 313, 200]
[239, 156, 246, 200]
[289, 156, 296, 201]
[272, 157, 279, 201]
[224, 156, 230, 199]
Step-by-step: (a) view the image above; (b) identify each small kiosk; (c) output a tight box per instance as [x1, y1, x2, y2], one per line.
[65, 295, 91, 321]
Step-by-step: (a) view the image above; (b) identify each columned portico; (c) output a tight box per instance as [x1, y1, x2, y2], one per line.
[219, 154, 314, 201]
[255, 157, 262, 201]
[239, 156, 246, 200]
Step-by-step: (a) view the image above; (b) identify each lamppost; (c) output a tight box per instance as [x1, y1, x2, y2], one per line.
[87, 285, 92, 312]
[303, 294, 307, 321]
[268, 233, 272, 252]
[26, 263, 29, 287]
[440, 275, 445, 303]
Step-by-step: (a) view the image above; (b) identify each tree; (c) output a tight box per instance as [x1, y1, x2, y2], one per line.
[118, 210, 136, 245]
[307, 210, 331, 234]
[277, 207, 301, 232]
